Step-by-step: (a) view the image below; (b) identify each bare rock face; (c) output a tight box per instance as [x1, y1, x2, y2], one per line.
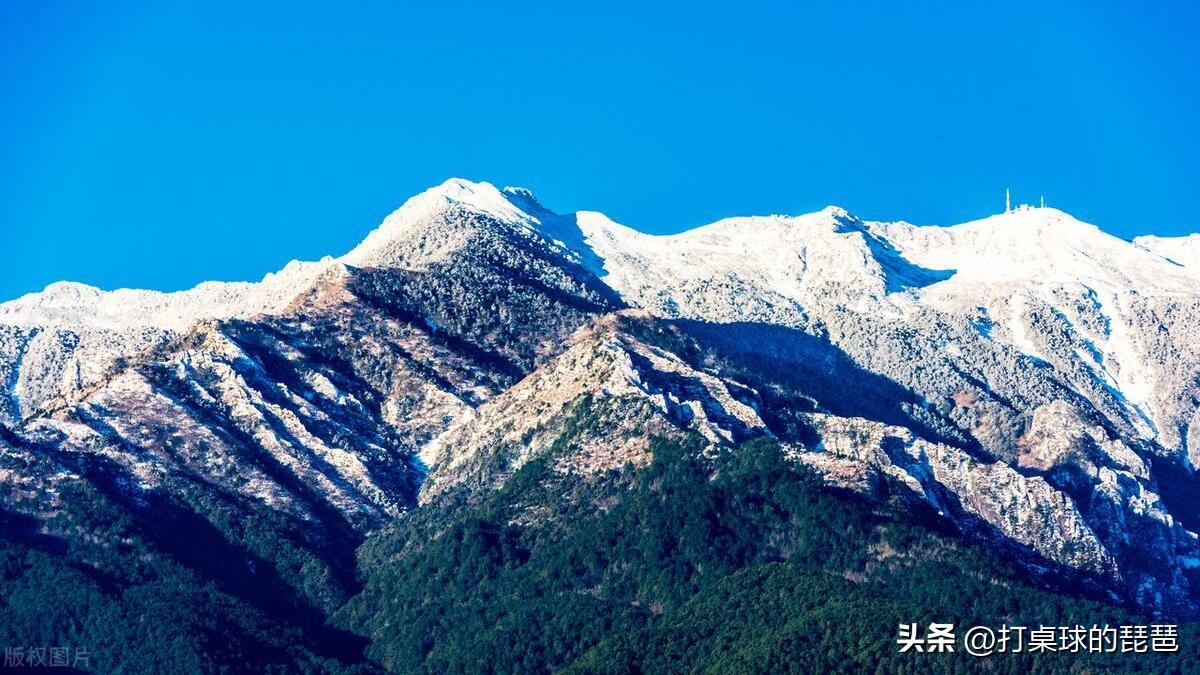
[796, 410, 1200, 616]
[419, 314, 770, 505]
[4, 178, 1200, 617]
[798, 412, 1120, 578]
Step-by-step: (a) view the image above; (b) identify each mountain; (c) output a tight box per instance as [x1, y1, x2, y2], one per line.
[565, 194, 1200, 615]
[1136, 232, 1200, 271]
[3, 178, 1200, 671]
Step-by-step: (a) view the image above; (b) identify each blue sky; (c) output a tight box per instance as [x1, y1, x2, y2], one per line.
[3, 1, 1199, 300]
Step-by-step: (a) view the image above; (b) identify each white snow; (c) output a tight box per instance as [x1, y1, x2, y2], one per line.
[873, 207, 1200, 293]
[4, 176, 1199, 452]
[342, 179, 538, 269]
[573, 206, 903, 323]
[0, 257, 339, 329]
[1135, 233, 1200, 271]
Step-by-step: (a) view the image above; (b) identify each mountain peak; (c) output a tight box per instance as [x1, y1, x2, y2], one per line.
[342, 179, 539, 268]
[37, 280, 104, 302]
[411, 178, 529, 224]
[500, 184, 551, 219]
[991, 205, 1093, 230]
[1135, 232, 1200, 270]
[502, 185, 539, 203]
[818, 205, 854, 220]
[869, 205, 1200, 292]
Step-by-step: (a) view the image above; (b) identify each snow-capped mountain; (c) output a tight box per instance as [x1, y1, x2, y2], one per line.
[4, 177, 1200, 617]
[1136, 233, 1200, 271]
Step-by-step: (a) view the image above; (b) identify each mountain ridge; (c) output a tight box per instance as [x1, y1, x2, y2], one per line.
[5, 176, 1200, 633]
[8, 178, 1200, 314]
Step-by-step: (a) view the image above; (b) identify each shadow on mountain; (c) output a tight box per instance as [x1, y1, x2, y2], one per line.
[0, 507, 68, 557]
[857, 226, 955, 293]
[620, 316, 982, 455]
[870, 439, 1127, 609]
[348, 260, 619, 377]
[500, 186, 609, 276]
[69, 452, 369, 665]
[1148, 454, 1200, 533]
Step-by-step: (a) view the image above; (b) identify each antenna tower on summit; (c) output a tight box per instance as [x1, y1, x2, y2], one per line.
[1005, 188, 1011, 214]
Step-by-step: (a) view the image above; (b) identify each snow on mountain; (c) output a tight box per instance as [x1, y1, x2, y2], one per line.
[0, 177, 578, 332]
[1, 178, 621, 536]
[0, 258, 345, 423]
[0, 178, 608, 423]
[1135, 233, 1200, 271]
[419, 313, 771, 504]
[872, 206, 1200, 292]
[575, 206, 953, 323]
[343, 178, 600, 277]
[343, 178, 530, 269]
[867, 208, 1200, 453]
[4, 180, 1197, 458]
[6, 177, 1200, 616]
[4, 180, 1198, 461]
[0, 258, 341, 329]
[558, 199, 1200, 459]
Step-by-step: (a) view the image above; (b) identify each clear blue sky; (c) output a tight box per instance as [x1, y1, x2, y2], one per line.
[3, 1, 1199, 300]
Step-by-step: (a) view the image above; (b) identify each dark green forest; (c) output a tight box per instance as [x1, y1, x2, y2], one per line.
[339, 435, 1199, 673]
[2, 425, 1197, 673]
